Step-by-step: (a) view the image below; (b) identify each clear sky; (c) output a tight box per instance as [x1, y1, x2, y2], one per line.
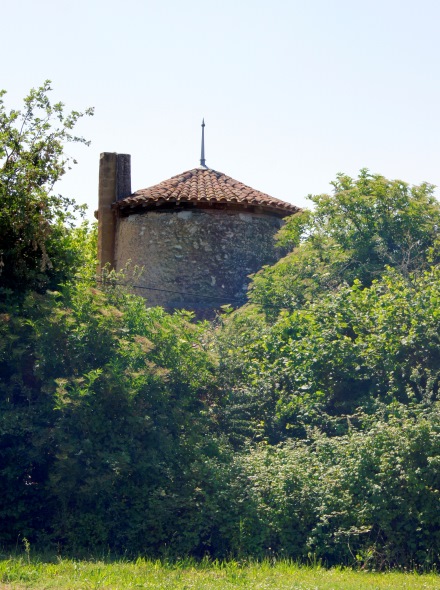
[3, 0, 440, 219]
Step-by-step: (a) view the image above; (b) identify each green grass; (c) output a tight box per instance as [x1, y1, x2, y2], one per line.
[0, 556, 438, 590]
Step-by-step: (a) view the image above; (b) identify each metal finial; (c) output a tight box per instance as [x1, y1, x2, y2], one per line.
[200, 118, 206, 167]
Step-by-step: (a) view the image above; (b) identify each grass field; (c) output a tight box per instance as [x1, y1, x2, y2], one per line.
[0, 556, 438, 590]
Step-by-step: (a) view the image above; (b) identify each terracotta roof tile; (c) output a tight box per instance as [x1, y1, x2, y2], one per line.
[114, 167, 299, 216]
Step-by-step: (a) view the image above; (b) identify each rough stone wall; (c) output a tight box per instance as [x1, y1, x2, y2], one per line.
[114, 207, 284, 315]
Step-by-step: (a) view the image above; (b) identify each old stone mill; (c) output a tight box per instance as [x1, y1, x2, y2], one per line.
[97, 121, 299, 316]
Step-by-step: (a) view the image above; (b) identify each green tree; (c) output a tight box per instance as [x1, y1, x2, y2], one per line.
[215, 166, 440, 442]
[250, 170, 440, 315]
[0, 81, 93, 295]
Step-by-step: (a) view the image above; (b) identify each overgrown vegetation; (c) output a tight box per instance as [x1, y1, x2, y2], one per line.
[0, 84, 439, 570]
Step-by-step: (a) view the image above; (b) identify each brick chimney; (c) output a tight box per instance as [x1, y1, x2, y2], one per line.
[97, 152, 131, 270]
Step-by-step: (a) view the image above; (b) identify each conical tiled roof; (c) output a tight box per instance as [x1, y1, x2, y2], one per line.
[114, 167, 299, 216]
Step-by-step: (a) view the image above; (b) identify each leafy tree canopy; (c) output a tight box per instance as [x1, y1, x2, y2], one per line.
[250, 170, 440, 315]
[0, 81, 93, 295]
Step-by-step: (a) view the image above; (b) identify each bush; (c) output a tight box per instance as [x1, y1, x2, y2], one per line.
[210, 404, 440, 567]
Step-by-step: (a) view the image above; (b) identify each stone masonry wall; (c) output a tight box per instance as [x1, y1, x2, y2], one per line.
[114, 207, 284, 315]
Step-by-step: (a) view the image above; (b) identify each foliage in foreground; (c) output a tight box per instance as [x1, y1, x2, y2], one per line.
[0, 277, 219, 554]
[1, 275, 439, 566]
[226, 406, 440, 568]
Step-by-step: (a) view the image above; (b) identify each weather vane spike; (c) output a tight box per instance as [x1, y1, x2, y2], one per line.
[200, 118, 206, 167]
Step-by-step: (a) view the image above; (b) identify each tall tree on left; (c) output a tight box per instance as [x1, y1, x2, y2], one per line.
[0, 81, 93, 295]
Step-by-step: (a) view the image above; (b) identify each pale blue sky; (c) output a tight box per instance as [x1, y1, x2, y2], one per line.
[3, 0, 440, 218]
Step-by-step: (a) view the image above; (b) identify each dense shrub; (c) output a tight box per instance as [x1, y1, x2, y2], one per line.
[0, 279, 222, 553]
[210, 405, 440, 567]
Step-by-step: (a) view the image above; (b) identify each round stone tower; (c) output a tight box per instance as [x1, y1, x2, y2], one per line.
[97, 150, 299, 317]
